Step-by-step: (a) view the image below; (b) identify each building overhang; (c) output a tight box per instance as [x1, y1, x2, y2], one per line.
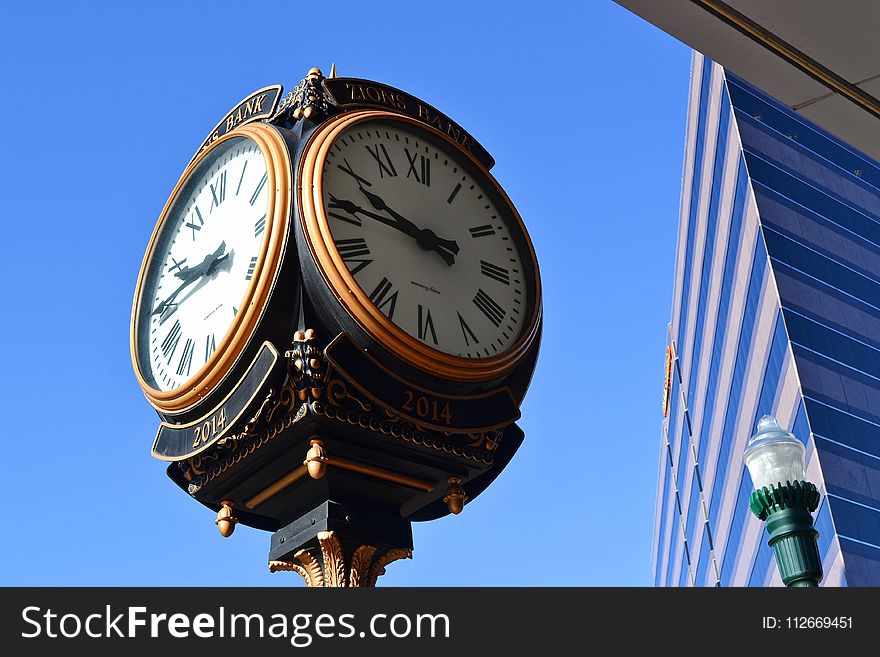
[614, 0, 880, 162]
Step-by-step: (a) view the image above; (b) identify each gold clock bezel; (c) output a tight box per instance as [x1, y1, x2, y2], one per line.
[298, 110, 541, 382]
[131, 122, 292, 413]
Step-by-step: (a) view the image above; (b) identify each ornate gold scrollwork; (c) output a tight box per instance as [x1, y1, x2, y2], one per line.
[326, 377, 372, 412]
[187, 402, 308, 495]
[466, 429, 503, 452]
[184, 327, 503, 494]
[223, 387, 278, 446]
[269, 530, 412, 587]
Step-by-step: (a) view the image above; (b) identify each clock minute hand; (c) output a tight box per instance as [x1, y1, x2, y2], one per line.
[357, 187, 460, 264]
[336, 160, 458, 262]
[329, 196, 404, 232]
[330, 195, 456, 266]
[151, 275, 196, 319]
[153, 242, 227, 318]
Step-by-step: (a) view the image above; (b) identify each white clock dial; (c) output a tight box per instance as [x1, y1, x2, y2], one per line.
[321, 121, 532, 358]
[136, 136, 269, 391]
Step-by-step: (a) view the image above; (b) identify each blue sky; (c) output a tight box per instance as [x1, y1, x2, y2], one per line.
[0, 2, 690, 585]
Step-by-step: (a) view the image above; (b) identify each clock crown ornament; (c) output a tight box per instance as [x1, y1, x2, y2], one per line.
[130, 64, 542, 586]
[275, 67, 337, 123]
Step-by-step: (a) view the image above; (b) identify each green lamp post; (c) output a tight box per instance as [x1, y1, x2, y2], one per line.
[744, 415, 823, 588]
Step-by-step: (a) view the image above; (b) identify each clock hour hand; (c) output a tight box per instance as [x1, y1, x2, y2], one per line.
[153, 242, 228, 319]
[358, 186, 460, 259]
[174, 241, 226, 280]
[336, 161, 459, 264]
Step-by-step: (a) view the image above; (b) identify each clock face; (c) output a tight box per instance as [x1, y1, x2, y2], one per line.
[134, 136, 270, 392]
[319, 119, 535, 360]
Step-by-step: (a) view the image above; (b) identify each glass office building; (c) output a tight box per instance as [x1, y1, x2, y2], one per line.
[654, 52, 880, 586]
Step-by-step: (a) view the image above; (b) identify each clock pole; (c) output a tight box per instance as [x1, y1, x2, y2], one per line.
[267, 500, 414, 588]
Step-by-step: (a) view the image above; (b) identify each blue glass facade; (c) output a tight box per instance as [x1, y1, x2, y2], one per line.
[654, 52, 880, 586]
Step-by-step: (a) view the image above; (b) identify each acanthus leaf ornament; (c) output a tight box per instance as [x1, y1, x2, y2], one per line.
[319, 531, 347, 587]
[270, 549, 324, 587]
[367, 548, 413, 587]
[348, 545, 377, 587]
[269, 531, 411, 587]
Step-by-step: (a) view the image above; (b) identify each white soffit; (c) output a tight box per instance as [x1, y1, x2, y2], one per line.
[614, 0, 880, 162]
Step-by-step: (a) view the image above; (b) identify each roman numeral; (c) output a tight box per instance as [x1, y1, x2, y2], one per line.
[329, 210, 362, 227]
[480, 260, 510, 285]
[161, 320, 182, 360]
[328, 194, 363, 226]
[473, 288, 506, 327]
[158, 302, 178, 324]
[185, 206, 204, 240]
[245, 256, 257, 280]
[457, 312, 479, 346]
[447, 183, 462, 204]
[404, 147, 430, 186]
[249, 172, 267, 205]
[334, 237, 373, 275]
[254, 213, 267, 237]
[209, 170, 226, 211]
[177, 338, 194, 376]
[205, 333, 216, 361]
[368, 277, 398, 320]
[236, 160, 248, 195]
[469, 224, 495, 238]
[418, 305, 438, 345]
[168, 257, 187, 273]
[364, 143, 397, 178]
[335, 237, 370, 258]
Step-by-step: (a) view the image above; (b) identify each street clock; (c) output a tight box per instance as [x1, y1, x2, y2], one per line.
[130, 68, 542, 586]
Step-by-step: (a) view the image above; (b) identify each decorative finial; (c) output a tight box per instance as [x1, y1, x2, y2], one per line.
[329, 62, 337, 79]
[305, 439, 328, 480]
[275, 68, 337, 123]
[215, 500, 238, 537]
[287, 329, 325, 401]
[756, 415, 781, 433]
[443, 477, 468, 514]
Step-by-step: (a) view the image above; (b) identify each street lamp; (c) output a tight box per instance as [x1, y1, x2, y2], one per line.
[744, 415, 823, 587]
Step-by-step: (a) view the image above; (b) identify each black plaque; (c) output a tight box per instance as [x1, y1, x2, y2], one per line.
[324, 78, 495, 169]
[190, 85, 283, 163]
[325, 333, 519, 433]
[152, 342, 285, 460]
